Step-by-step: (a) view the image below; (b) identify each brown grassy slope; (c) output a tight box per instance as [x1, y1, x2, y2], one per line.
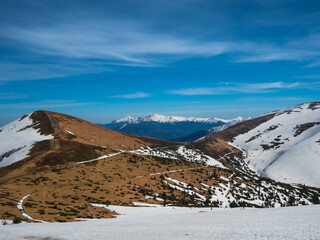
[0, 152, 235, 222]
[0, 110, 174, 182]
[41, 110, 173, 149]
[187, 137, 242, 159]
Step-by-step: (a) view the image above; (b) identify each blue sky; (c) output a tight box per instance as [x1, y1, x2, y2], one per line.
[0, 0, 320, 126]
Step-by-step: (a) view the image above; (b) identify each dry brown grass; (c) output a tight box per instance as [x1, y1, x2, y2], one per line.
[0, 151, 237, 222]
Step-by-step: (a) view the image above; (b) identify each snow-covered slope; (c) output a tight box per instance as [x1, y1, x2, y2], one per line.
[1, 205, 319, 240]
[231, 102, 320, 187]
[0, 114, 53, 168]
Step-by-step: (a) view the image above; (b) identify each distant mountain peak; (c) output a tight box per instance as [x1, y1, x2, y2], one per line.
[112, 115, 134, 123]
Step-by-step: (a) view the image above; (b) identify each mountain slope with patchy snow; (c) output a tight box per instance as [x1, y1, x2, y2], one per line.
[0, 109, 320, 224]
[231, 102, 320, 187]
[0, 114, 53, 168]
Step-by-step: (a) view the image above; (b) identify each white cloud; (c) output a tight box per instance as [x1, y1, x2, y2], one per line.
[0, 92, 27, 100]
[296, 75, 320, 80]
[0, 62, 113, 82]
[0, 100, 102, 109]
[111, 92, 150, 99]
[2, 21, 318, 65]
[1, 19, 320, 82]
[168, 81, 301, 96]
[169, 88, 219, 96]
[242, 82, 300, 90]
[1, 23, 230, 64]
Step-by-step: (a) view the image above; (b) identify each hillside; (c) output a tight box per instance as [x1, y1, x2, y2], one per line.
[0, 110, 319, 223]
[206, 102, 320, 188]
[0, 110, 173, 180]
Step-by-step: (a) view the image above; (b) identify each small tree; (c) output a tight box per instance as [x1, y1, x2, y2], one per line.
[229, 201, 239, 208]
[13, 217, 22, 224]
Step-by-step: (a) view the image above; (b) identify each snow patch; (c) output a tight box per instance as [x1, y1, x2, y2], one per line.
[17, 194, 46, 223]
[0, 114, 53, 168]
[65, 130, 75, 135]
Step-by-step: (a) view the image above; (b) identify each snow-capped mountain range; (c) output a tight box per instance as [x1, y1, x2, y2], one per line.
[102, 114, 249, 141]
[112, 113, 246, 124]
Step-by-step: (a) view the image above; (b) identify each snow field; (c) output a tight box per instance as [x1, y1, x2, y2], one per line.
[0, 204, 319, 240]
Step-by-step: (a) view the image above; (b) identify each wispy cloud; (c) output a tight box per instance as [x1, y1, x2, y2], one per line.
[0, 100, 102, 109]
[0, 92, 27, 100]
[170, 88, 218, 96]
[296, 75, 320, 79]
[243, 82, 300, 91]
[1, 21, 320, 82]
[5, 24, 320, 64]
[0, 62, 112, 82]
[1, 1, 320, 83]
[304, 61, 320, 68]
[168, 81, 301, 96]
[111, 92, 150, 99]
[238, 96, 303, 102]
[1, 23, 229, 64]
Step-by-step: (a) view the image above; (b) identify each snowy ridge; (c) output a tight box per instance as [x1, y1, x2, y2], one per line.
[129, 146, 227, 169]
[195, 116, 252, 141]
[0, 114, 53, 168]
[160, 172, 318, 208]
[112, 113, 246, 124]
[232, 102, 320, 187]
[208, 117, 252, 134]
[112, 116, 134, 123]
